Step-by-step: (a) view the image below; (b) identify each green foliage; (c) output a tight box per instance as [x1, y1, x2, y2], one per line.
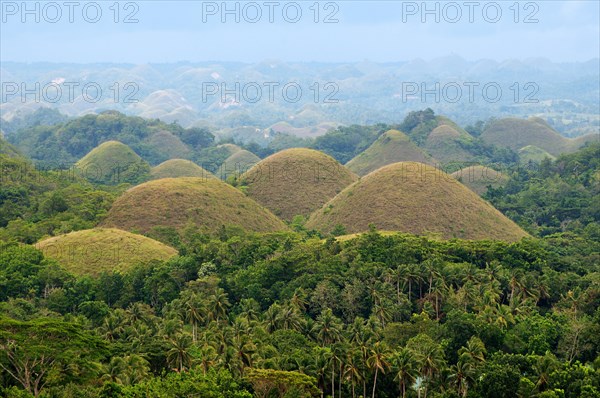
[311, 124, 389, 164]
[487, 143, 600, 236]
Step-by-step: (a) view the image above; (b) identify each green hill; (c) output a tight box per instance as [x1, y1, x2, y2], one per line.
[306, 162, 528, 241]
[75, 141, 150, 185]
[518, 145, 556, 163]
[240, 148, 358, 221]
[147, 130, 191, 160]
[424, 124, 474, 164]
[0, 136, 22, 158]
[220, 150, 261, 180]
[450, 165, 509, 195]
[481, 117, 589, 156]
[101, 177, 288, 234]
[150, 159, 215, 180]
[35, 228, 178, 276]
[345, 130, 434, 176]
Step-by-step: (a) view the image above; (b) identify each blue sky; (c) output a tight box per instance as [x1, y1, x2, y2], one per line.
[1, 0, 599, 63]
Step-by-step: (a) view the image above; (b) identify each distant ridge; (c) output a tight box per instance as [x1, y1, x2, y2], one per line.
[481, 117, 595, 156]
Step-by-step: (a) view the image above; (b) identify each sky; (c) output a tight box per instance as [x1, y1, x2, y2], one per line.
[1, 0, 599, 63]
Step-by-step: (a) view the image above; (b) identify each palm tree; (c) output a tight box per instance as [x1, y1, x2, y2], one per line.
[344, 348, 363, 398]
[423, 256, 443, 297]
[197, 343, 217, 375]
[278, 304, 304, 332]
[392, 347, 417, 398]
[182, 291, 205, 343]
[458, 336, 486, 365]
[409, 335, 446, 398]
[100, 309, 126, 341]
[263, 303, 281, 333]
[312, 308, 343, 346]
[367, 341, 390, 398]
[449, 359, 475, 397]
[532, 351, 558, 392]
[167, 333, 193, 372]
[208, 287, 230, 322]
[239, 298, 261, 322]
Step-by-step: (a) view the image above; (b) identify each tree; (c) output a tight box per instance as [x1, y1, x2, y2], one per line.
[407, 334, 446, 398]
[245, 368, 320, 398]
[312, 308, 343, 346]
[392, 347, 418, 398]
[367, 341, 390, 398]
[0, 317, 106, 397]
[167, 333, 193, 372]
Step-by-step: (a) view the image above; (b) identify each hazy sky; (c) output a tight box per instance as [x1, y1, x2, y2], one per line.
[1, 0, 599, 63]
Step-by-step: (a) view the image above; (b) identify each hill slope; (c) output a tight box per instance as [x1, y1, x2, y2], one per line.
[345, 130, 434, 176]
[424, 124, 474, 164]
[150, 159, 215, 180]
[450, 165, 508, 195]
[147, 130, 191, 160]
[518, 145, 556, 163]
[0, 136, 22, 158]
[220, 150, 261, 180]
[35, 228, 177, 276]
[101, 177, 288, 233]
[306, 162, 528, 241]
[75, 140, 150, 185]
[240, 148, 358, 221]
[481, 117, 589, 156]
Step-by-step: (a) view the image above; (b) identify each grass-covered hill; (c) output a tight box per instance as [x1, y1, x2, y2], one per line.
[345, 129, 434, 176]
[219, 149, 261, 180]
[75, 141, 150, 185]
[150, 159, 215, 180]
[35, 228, 178, 276]
[424, 123, 474, 164]
[450, 165, 509, 195]
[518, 145, 556, 163]
[6, 111, 214, 166]
[101, 177, 288, 234]
[306, 161, 528, 241]
[481, 117, 597, 156]
[240, 148, 358, 221]
[147, 130, 192, 160]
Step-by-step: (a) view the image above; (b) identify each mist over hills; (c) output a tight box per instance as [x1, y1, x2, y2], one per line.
[1, 57, 598, 138]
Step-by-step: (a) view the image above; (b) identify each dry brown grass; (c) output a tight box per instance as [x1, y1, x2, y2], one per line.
[346, 130, 435, 176]
[150, 159, 215, 180]
[240, 148, 358, 221]
[306, 162, 528, 241]
[101, 177, 288, 234]
[481, 117, 593, 156]
[35, 228, 177, 276]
